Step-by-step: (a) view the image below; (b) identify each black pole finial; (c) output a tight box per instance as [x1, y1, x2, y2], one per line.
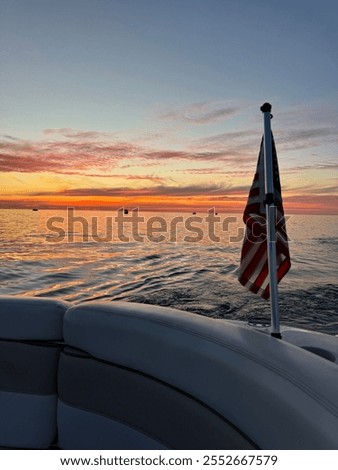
[260, 102, 272, 113]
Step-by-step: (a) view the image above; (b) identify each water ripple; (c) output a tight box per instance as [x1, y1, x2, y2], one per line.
[0, 210, 337, 334]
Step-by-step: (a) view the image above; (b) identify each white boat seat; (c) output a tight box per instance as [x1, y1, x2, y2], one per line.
[1, 297, 337, 449]
[61, 301, 338, 449]
[57, 346, 255, 449]
[0, 296, 70, 449]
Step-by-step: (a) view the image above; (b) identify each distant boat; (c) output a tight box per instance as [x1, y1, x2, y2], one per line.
[32, 208, 38, 211]
[192, 212, 196, 215]
[118, 208, 129, 214]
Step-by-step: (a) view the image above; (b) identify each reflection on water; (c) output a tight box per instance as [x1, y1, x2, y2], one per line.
[0, 209, 337, 334]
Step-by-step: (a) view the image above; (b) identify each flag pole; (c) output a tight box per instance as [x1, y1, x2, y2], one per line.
[260, 103, 281, 338]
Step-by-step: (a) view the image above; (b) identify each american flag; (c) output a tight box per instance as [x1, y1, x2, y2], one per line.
[238, 134, 291, 299]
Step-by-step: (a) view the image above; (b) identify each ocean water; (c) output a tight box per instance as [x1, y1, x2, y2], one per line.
[0, 209, 337, 334]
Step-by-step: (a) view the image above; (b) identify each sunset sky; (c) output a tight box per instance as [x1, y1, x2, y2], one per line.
[1, 0, 337, 213]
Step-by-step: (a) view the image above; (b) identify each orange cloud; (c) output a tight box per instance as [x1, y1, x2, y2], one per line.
[0, 139, 136, 175]
[1, 125, 337, 214]
[1, 182, 337, 214]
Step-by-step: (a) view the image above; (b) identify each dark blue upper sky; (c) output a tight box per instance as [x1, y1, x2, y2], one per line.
[1, 0, 337, 136]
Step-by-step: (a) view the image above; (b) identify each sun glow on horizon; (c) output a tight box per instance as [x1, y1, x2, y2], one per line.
[1, 126, 336, 215]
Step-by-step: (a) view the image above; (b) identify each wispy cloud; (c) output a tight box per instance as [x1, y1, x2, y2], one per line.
[195, 130, 257, 145]
[175, 167, 229, 175]
[1, 134, 22, 141]
[275, 126, 338, 152]
[31, 183, 248, 198]
[143, 148, 244, 162]
[294, 185, 338, 195]
[43, 128, 109, 139]
[0, 139, 139, 175]
[158, 101, 240, 124]
[283, 162, 338, 173]
[0, 133, 252, 176]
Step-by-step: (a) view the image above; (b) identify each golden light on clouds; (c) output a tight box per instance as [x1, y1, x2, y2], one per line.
[1, 108, 337, 215]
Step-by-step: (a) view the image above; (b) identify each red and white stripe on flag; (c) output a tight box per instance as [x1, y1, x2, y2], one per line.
[238, 135, 291, 299]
